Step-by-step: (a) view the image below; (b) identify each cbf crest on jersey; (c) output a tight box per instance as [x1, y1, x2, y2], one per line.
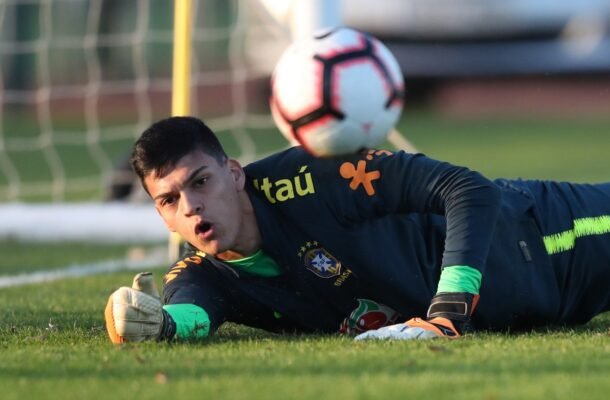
[303, 247, 341, 278]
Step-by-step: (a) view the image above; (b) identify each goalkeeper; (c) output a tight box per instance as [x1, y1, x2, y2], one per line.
[105, 116, 610, 343]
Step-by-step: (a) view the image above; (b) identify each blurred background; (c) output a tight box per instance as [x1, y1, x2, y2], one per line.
[1, 0, 610, 245]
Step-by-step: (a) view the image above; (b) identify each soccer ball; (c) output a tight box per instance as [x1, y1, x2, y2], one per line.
[270, 27, 404, 157]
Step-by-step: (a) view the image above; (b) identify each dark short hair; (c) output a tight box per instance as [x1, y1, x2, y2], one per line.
[131, 116, 228, 192]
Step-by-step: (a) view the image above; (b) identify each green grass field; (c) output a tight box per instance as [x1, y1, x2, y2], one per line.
[2, 112, 610, 399]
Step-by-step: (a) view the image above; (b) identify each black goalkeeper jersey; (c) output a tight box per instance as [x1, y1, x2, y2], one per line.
[163, 148, 610, 335]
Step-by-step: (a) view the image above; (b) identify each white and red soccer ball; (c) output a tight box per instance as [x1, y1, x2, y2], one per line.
[270, 27, 404, 157]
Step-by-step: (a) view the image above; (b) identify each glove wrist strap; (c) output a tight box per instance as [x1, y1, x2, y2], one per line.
[427, 292, 479, 333]
[157, 309, 177, 341]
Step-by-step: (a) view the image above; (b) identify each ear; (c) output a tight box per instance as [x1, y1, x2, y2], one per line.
[227, 159, 245, 190]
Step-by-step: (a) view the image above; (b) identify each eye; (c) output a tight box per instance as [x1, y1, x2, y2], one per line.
[193, 176, 208, 187]
[160, 196, 176, 207]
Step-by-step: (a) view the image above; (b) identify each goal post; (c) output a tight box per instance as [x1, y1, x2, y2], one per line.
[172, 0, 193, 118]
[169, 0, 194, 261]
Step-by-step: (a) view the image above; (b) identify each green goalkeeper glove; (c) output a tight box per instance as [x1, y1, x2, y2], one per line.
[104, 272, 175, 344]
[355, 292, 478, 340]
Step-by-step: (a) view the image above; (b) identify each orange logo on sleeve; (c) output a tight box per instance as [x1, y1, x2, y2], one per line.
[339, 160, 381, 196]
[164, 255, 203, 284]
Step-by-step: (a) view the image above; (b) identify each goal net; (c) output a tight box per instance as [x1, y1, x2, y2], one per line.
[0, 0, 414, 243]
[0, 0, 290, 206]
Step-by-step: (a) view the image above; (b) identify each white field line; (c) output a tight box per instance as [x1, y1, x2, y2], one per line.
[0, 203, 167, 243]
[0, 247, 168, 288]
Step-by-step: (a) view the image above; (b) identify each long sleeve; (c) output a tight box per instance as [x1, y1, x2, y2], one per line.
[308, 150, 503, 275]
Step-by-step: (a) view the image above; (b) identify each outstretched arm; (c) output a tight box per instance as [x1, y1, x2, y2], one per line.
[329, 151, 501, 340]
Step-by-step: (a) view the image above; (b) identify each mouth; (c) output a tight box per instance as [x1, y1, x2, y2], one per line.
[195, 221, 214, 239]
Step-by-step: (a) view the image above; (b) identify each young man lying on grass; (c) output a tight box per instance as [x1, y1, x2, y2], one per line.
[105, 117, 610, 342]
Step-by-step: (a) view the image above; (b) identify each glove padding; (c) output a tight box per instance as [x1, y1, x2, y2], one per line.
[354, 317, 460, 341]
[104, 272, 164, 344]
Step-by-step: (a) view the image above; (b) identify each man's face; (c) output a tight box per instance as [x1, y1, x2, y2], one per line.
[144, 151, 245, 256]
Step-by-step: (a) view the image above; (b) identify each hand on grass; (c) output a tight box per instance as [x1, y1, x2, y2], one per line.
[104, 272, 164, 343]
[354, 317, 460, 341]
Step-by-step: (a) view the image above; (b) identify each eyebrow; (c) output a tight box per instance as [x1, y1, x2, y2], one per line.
[152, 165, 208, 202]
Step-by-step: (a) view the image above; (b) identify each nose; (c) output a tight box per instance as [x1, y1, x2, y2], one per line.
[181, 191, 203, 216]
